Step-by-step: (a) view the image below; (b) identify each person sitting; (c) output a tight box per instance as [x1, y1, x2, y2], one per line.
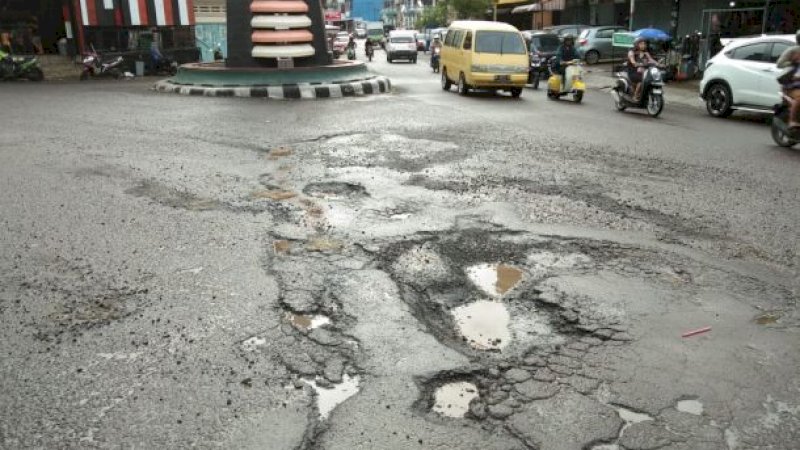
[627, 37, 657, 101]
[554, 34, 578, 80]
[429, 35, 442, 53]
[777, 30, 800, 128]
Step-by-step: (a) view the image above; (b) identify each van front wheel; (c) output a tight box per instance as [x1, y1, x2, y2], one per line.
[441, 70, 451, 91]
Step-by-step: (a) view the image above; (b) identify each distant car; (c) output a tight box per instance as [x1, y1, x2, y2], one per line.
[355, 28, 367, 39]
[522, 31, 560, 86]
[386, 30, 418, 63]
[700, 34, 795, 117]
[416, 34, 426, 51]
[577, 26, 628, 64]
[542, 24, 588, 38]
[336, 31, 349, 39]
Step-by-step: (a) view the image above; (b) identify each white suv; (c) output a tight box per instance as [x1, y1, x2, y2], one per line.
[386, 30, 418, 64]
[700, 35, 794, 118]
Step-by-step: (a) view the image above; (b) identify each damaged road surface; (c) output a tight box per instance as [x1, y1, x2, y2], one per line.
[1, 82, 799, 449]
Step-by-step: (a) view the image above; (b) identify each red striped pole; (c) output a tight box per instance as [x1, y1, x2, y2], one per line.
[137, 0, 149, 25]
[86, 0, 98, 25]
[186, 0, 195, 25]
[163, 0, 174, 26]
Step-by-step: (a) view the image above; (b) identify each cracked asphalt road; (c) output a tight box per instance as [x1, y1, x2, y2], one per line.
[1, 50, 798, 449]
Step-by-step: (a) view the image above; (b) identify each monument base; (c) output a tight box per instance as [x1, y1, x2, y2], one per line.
[153, 61, 391, 99]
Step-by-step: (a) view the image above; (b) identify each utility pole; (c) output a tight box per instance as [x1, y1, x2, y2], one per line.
[629, 0, 634, 30]
[493, 0, 497, 21]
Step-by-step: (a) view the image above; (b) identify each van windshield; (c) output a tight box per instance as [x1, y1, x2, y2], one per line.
[475, 31, 526, 54]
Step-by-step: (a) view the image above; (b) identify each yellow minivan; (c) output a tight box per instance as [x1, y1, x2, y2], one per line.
[440, 21, 529, 97]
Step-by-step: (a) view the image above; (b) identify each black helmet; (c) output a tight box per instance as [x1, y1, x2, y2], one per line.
[563, 34, 575, 44]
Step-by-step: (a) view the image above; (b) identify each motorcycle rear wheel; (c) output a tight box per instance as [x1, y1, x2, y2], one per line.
[532, 74, 540, 90]
[27, 68, 44, 82]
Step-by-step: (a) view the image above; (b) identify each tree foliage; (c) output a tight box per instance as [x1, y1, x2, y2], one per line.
[418, 0, 491, 28]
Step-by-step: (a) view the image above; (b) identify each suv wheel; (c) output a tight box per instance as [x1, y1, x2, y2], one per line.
[705, 82, 733, 118]
[584, 50, 600, 65]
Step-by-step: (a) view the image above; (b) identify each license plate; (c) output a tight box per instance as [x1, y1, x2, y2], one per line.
[652, 88, 662, 94]
[495, 75, 510, 82]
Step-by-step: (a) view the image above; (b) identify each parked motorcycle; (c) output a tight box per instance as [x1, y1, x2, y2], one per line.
[0, 49, 44, 81]
[771, 94, 799, 148]
[611, 62, 665, 117]
[365, 42, 374, 62]
[546, 58, 585, 102]
[81, 48, 124, 80]
[431, 47, 440, 73]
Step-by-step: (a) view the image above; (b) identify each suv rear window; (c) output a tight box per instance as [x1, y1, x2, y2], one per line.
[475, 31, 526, 54]
[391, 36, 414, 43]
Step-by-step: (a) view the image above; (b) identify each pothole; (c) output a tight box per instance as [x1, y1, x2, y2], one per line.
[466, 263, 523, 297]
[676, 399, 704, 416]
[452, 300, 511, 351]
[287, 312, 331, 331]
[303, 182, 369, 199]
[303, 373, 361, 419]
[432, 381, 479, 418]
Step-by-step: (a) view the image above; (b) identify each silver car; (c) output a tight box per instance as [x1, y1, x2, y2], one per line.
[577, 26, 628, 65]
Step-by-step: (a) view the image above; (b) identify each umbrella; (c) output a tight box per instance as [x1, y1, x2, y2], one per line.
[632, 28, 671, 41]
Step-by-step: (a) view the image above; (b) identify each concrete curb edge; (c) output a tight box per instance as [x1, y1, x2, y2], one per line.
[153, 76, 392, 99]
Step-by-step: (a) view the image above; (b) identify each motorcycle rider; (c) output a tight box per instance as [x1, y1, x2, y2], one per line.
[430, 35, 442, 67]
[554, 34, 578, 81]
[628, 37, 657, 101]
[776, 30, 800, 128]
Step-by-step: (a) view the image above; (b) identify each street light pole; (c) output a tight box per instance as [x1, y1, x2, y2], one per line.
[629, 0, 634, 30]
[493, 0, 497, 21]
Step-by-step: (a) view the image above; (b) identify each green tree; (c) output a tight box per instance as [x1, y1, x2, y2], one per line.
[418, 2, 448, 28]
[449, 0, 491, 19]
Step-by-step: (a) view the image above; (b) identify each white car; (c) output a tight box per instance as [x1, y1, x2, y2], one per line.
[700, 34, 794, 117]
[385, 30, 418, 63]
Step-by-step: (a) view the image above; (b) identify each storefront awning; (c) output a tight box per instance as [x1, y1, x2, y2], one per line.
[511, 0, 564, 14]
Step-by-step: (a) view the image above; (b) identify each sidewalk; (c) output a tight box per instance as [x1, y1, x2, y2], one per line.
[582, 63, 703, 110]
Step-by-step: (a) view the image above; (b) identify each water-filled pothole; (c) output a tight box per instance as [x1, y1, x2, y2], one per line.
[432, 382, 479, 418]
[676, 399, 703, 416]
[303, 373, 360, 419]
[242, 336, 267, 352]
[287, 313, 331, 331]
[452, 300, 511, 350]
[303, 182, 369, 199]
[466, 264, 523, 298]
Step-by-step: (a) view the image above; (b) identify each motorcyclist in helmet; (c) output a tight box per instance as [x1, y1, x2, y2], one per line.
[776, 29, 800, 128]
[627, 37, 657, 101]
[555, 34, 578, 79]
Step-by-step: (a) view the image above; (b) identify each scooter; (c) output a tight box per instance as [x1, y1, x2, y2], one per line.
[528, 52, 545, 89]
[0, 49, 44, 81]
[611, 62, 665, 117]
[347, 45, 356, 61]
[365, 42, 374, 62]
[771, 94, 799, 148]
[431, 47, 440, 73]
[81, 48, 124, 80]
[546, 58, 585, 102]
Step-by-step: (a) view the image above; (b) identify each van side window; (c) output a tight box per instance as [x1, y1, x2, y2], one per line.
[463, 31, 472, 50]
[444, 30, 454, 47]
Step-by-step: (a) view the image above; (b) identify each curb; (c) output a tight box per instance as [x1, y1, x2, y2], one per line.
[153, 76, 391, 99]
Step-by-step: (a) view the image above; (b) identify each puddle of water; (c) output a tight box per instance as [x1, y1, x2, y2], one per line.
[432, 382, 479, 418]
[242, 336, 267, 352]
[268, 147, 292, 159]
[390, 213, 411, 220]
[466, 264, 523, 297]
[754, 312, 781, 325]
[590, 445, 620, 450]
[273, 240, 291, 254]
[287, 313, 331, 331]
[617, 406, 654, 423]
[303, 373, 360, 419]
[305, 237, 344, 252]
[452, 300, 511, 350]
[676, 399, 704, 416]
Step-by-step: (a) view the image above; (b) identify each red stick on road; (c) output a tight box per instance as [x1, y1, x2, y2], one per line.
[681, 326, 712, 338]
